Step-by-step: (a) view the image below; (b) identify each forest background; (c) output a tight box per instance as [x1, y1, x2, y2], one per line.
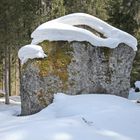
[0, 0, 139, 100]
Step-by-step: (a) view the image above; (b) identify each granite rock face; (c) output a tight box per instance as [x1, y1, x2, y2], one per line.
[20, 41, 136, 115]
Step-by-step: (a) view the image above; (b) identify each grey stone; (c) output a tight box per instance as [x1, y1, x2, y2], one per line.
[20, 41, 136, 115]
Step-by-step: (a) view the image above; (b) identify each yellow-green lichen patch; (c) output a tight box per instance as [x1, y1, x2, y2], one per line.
[99, 47, 112, 83]
[102, 47, 111, 60]
[37, 89, 49, 106]
[37, 41, 73, 83]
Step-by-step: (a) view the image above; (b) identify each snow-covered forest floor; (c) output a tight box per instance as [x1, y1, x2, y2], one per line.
[0, 91, 140, 140]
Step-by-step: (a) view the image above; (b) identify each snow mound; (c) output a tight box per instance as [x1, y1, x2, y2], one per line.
[40, 93, 138, 118]
[18, 44, 47, 64]
[128, 88, 140, 102]
[31, 13, 137, 51]
[135, 81, 140, 89]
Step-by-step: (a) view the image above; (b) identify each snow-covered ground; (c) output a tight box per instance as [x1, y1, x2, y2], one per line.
[135, 81, 140, 89]
[0, 93, 140, 140]
[128, 88, 140, 102]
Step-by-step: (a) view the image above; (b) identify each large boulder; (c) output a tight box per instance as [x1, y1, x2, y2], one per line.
[20, 41, 136, 115]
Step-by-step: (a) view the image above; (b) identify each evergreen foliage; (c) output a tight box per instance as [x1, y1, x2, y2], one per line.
[107, 0, 139, 34]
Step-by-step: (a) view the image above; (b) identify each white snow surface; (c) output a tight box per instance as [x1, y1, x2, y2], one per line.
[135, 81, 140, 89]
[18, 44, 47, 64]
[31, 13, 137, 51]
[128, 88, 140, 102]
[0, 93, 140, 140]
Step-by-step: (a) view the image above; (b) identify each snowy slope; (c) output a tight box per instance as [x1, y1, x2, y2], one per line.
[0, 93, 140, 140]
[31, 13, 137, 51]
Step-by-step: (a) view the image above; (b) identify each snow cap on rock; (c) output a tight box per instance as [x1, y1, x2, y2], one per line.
[18, 44, 47, 64]
[31, 13, 137, 51]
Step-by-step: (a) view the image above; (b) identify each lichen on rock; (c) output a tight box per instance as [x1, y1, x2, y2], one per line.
[38, 41, 73, 83]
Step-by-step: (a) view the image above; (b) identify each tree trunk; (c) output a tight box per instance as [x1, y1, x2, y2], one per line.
[14, 58, 17, 95]
[4, 45, 10, 104]
[18, 58, 21, 95]
[2, 59, 4, 91]
[8, 46, 11, 96]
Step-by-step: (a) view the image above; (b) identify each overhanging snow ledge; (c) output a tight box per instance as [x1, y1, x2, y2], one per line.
[31, 13, 138, 51]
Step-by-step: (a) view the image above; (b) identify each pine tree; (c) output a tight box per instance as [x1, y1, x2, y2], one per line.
[64, 0, 108, 20]
[107, 0, 139, 34]
[50, 0, 65, 19]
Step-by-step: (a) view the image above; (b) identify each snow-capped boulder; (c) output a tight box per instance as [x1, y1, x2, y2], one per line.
[20, 13, 137, 115]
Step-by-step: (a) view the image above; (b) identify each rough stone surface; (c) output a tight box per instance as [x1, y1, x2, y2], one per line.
[20, 41, 136, 115]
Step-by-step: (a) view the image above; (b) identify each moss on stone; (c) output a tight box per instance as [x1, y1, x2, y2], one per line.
[100, 47, 112, 83]
[37, 41, 73, 84]
[37, 89, 48, 106]
[101, 47, 111, 60]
